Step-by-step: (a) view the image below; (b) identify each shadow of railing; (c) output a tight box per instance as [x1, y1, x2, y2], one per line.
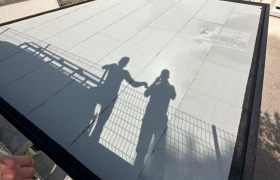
[140, 109, 236, 179]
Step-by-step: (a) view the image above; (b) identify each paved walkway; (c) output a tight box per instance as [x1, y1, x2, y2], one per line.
[0, 0, 262, 179]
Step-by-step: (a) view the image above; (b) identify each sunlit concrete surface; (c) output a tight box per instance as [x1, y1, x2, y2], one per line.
[0, 0, 262, 179]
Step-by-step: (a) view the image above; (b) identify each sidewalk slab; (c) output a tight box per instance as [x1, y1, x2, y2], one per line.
[0, 0, 263, 179]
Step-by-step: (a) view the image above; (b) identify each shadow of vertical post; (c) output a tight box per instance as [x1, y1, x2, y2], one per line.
[212, 125, 224, 180]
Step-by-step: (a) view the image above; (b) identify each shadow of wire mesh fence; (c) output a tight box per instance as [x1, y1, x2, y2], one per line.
[0, 27, 238, 179]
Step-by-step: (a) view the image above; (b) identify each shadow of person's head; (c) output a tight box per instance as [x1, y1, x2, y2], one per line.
[118, 57, 130, 68]
[160, 69, 169, 81]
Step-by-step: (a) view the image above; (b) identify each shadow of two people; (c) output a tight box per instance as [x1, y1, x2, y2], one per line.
[90, 57, 176, 168]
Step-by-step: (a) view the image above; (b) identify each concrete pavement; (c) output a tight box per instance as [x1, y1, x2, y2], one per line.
[0, 0, 263, 179]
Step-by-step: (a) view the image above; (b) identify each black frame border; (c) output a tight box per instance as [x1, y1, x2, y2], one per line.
[226, 1, 270, 180]
[0, 1, 270, 180]
[0, 98, 101, 180]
